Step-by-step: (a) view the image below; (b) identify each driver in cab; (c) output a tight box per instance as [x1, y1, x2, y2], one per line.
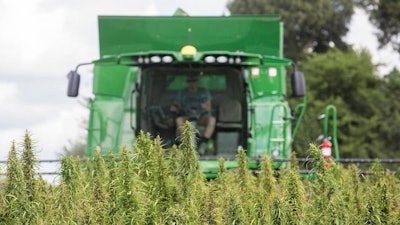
[170, 75, 216, 153]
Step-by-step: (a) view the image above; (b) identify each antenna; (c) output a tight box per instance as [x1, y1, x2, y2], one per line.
[188, 28, 192, 44]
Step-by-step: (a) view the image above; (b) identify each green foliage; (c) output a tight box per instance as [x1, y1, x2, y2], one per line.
[227, 0, 354, 61]
[62, 138, 85, 158]
[2, 129, 400, 224]
[378, 68, 400, 157]
[296, 48, 388, 158]
[58, 155, 82, 224]
[21, 131, 38, 202]
[282, 169, 305, 224]
[2, 141, 28, 224]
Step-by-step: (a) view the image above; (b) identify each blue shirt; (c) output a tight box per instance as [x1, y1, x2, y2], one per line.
[175, 88, 211, 119]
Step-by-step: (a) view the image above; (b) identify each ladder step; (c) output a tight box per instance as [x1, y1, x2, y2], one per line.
[270, 138, 285, 142]
[272, 120, 285, 124]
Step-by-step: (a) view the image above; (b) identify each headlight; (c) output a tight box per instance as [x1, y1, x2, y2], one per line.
[150, 55, 161, 63]
[204, 56, 216, 63]
[269, 67, 277, 77]
[216, 56, 228, 63]
[162, 55, 173, 63]
[235, 57, 242, 64]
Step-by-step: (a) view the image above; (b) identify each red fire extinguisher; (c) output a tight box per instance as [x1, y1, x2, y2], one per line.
[320, 138, 332, 168]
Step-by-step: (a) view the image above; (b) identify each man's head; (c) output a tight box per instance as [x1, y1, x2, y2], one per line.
[186, 75, 198, 91]
[186, 75, 198, 83]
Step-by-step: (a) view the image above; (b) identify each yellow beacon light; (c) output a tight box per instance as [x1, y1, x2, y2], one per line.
[181, 45, 197, 58]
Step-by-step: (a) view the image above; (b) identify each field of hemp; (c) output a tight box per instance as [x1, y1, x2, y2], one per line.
[0, 123, 399, 224]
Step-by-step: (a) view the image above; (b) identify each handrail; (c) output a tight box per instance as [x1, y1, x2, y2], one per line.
[323, 104, 339, 160]
[291, 96, 307, 146]
[267, 103, 289, 158]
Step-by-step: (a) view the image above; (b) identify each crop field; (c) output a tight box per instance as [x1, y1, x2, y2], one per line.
[1, 125, 399, 224]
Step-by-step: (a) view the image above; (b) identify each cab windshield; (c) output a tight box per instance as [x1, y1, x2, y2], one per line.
[138, 66, 246, 157]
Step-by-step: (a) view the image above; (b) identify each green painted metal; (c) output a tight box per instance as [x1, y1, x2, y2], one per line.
[86, 65, 137, 154]
[323, 104, 340, 160]
[98, 15, 283, 58]
[246, 95, 291, 169]
[290, 96, 307, 146]
[173, 8, 189, 16]
[94, 51, 281, 67]
[267, 103, 290, 160]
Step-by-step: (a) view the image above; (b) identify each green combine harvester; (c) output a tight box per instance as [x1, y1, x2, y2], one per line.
[67, 11, 339, 178]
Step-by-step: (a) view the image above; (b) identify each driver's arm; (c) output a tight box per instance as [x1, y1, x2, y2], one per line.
[170, 103, 181, 112]
[200, 101, 211, 112]
[200, 89, 212, 112]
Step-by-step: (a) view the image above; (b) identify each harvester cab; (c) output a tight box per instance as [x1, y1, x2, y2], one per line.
[66, 14, 335, 177]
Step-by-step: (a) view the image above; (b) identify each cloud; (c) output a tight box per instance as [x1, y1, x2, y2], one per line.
[29, 106, 88, 156]
[0, 73, 89, 161]
[0, 82, 18, 103]
[0, 76, 75, 129]
[0, 1, 72, 77]
[0, 104, 87, 159]
[176, 0, 229, 15]
[344, 8, 400, 75]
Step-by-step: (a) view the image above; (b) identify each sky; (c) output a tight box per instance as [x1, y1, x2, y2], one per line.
[0, 0, 399, 174]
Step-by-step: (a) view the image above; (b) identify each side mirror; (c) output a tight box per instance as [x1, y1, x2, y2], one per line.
[67, 70, 80, 97]
[291, 70, 306, 97]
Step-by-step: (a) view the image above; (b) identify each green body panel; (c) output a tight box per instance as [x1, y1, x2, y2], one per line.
[84, 15, 306, 176]
[93, 65, 133, 97]
[98, 16, 283, 58]
[86, 65, 137, 154]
